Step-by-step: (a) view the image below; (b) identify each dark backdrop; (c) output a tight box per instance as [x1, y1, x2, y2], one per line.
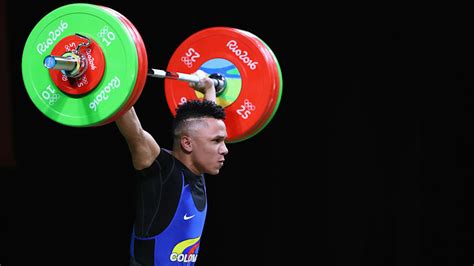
[2, 0, 289, 265]
[2, 1, 474, 266]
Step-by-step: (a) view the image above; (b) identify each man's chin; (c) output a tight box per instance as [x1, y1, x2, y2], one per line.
[207, 169, 220, 175]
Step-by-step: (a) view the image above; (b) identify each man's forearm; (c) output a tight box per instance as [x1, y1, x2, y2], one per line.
[115, 107, 144, 141]
[204, 86, 216, 102]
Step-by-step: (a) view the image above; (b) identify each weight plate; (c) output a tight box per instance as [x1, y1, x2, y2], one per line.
[48, 34, 105, 96]
[96, 5, 148, 126]
[235, 29, 283, 142]
[22, 3, 138, 126]
[165, 27, 280, 143]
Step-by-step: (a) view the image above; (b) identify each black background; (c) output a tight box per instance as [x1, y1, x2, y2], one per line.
[2, 1, 474, 266]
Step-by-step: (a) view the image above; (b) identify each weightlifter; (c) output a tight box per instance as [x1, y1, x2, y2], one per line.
[22, 5, 282, 265]
[116, 71, 228, 266]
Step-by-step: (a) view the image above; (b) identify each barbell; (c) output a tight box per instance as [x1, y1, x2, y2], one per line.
[21, 3, 283, 143]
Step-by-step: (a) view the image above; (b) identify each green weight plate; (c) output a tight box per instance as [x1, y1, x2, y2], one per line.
[21, 3, 138, 126]
[96, 5, 148, 126]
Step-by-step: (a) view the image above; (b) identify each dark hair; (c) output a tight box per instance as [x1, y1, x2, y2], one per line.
[172, 100, 225, 144]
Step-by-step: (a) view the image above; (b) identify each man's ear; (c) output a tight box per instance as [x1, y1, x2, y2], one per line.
[181, 136, 192, 153]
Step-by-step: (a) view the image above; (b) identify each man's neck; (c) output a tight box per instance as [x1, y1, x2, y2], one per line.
[171, 149, 201, 176]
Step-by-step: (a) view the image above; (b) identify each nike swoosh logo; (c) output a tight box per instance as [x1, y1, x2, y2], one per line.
[184, 213, 195, 220]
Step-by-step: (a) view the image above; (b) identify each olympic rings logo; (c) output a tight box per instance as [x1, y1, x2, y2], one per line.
[181, 56, 193, 68]
[48, 93, 60, 105]
[97, 26, 109, 38]
[181, 48, 200, 68]
[244, 99, 256, 111]
[97, 26, 116, 47]
[236, 99, 256, 119]
[41, 85, 61, 105]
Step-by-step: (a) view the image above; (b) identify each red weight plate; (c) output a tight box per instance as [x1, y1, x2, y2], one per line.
[49, 34, 105, 95]
[165, 27, 277, 143]
[234, 29, 282, 142]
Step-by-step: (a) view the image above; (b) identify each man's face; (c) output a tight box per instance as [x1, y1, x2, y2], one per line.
[190, 117, 228, 175]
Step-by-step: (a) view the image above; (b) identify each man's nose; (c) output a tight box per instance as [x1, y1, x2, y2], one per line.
[221, 143, 228, 155]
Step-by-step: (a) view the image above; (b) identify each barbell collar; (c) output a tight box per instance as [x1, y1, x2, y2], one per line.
[43, 55, 78, 72]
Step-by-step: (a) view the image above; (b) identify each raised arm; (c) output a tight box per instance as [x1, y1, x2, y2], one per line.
[116, 73, 214, 169]
[115, 107, 160, 170]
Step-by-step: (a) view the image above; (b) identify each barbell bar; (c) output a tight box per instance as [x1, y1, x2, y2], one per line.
[43, 52, 226, 94]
